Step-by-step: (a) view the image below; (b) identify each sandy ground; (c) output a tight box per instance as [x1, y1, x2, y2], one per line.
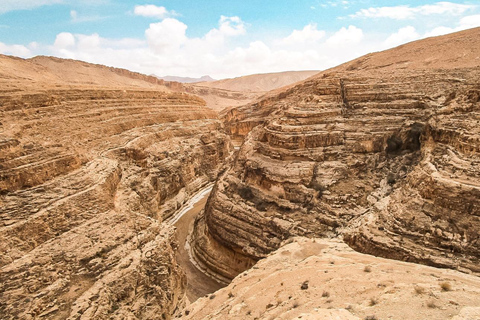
[173, 192, 224, 302]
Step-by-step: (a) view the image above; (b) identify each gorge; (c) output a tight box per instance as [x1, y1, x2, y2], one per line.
[1, 27, 480, 320]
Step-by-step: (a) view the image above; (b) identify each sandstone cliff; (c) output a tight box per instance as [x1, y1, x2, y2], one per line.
[193, 27, 480, 280]
[0, 55, 231, 319]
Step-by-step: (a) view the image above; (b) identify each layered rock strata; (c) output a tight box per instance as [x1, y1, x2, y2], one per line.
[0, 55, 231, 319]
[194, 28, 480, 279]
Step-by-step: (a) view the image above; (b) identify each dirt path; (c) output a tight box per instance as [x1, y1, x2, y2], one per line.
[173, 189, 224, 302]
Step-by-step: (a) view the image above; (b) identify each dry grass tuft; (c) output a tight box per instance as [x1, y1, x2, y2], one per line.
[369, 297, 379, 306]
[427, 300, 437, 308]
[440, 281, 452, 292]
[414, 285, 426, 294]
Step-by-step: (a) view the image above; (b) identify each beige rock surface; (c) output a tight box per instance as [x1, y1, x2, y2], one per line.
[0, 55, 231, 319]
[184, 238, 480, 320]
[195, 27, 480, 280]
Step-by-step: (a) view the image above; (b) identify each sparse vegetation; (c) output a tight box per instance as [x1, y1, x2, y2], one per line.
[364, 265, 372, 273]
[414, 285, 425, 294]
[209, 294, 216, 299]
[292, 301, 299, 308]
[369, 297, 379, 306]
[228, 292, 234, 298]
[427, 300, 437, 308]
[322, 291, 330, 298]
[440, 281, 452, 291]
[364, 316, 378, 320]
[301, 280, 309, 290]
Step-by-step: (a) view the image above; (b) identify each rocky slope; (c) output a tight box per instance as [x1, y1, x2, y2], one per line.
[192, 27, 480, 280]
[185, 237, 480, 320]
[0, 55, 231, 319]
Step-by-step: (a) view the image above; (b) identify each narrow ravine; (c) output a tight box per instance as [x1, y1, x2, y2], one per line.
[171, 186, 225, 302]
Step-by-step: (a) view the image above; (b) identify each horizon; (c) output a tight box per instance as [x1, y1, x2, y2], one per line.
[1, 1, 479, 79]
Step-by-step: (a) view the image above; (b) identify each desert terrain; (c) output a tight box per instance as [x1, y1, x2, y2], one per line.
[1, 26, 480, 320]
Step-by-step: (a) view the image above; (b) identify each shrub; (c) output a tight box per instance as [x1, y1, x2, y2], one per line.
[427, 300, 437, 308]
[440, 282, 452, 292]
[364, 266, 372, 273]
[414, 285, 425, 294]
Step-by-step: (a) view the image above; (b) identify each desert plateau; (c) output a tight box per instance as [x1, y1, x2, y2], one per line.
[1, 1, 480, 320]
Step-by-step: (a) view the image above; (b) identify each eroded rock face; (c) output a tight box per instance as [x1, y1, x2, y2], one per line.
[185, 238, 480, 320]
[195, 29, 480, 279]
[0, 55, 231, 319]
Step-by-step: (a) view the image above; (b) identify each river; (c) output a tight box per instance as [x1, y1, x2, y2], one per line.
[171, 185, 224, 302]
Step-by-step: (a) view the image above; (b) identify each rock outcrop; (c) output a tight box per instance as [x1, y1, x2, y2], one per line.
[185, 237, 480, 320]
[193, 27, 480, 279]
[0, 55, 231, 319]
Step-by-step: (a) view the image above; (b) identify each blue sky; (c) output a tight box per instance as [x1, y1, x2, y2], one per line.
[1, 1, 479, 78]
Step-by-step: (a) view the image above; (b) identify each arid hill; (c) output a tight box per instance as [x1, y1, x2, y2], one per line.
[186, 71, 319, 112]
[192, 27, 480, 283]
[0, 55, 185, 91]
[0, 54, 231, 319]
[194, 71, 319, 92]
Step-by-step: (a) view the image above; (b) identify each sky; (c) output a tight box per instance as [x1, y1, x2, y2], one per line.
[0, 1, 479, 79]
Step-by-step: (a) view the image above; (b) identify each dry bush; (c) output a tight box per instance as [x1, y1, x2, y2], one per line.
[440, 282, 452, 291]
[369, 297, 378, 306]
[414, 285, 425, 294]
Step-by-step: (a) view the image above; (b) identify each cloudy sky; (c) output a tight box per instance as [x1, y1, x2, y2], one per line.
[1, 0, 479, 79]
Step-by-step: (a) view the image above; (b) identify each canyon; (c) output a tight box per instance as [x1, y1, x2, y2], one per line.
[195, 27, 480, 282]
[1, 27, 480, 320]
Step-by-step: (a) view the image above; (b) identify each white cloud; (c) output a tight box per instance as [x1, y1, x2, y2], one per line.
[134, 5, 175, 19]
[145, 18, 187, 54]
[280, 23, 326, 45]
[459, 14, 480, 29]
[326, 25, 363, 46]
[0, 42, 31, 57]
[351, 2, 476, 20]
[424, 26, 456, 38]
[423, 14, 480, 38]
[0, 0, 109, 14]
[54, 32, 76, 49]
[204, 16, 246, 44]
[0, 0, 63, 14]
[42, 22, 374, 79]
[384, 26, 420, 48]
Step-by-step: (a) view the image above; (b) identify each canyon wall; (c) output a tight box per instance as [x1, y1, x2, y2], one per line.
[0, 55, 231, 319]
[193, 28, 480, 279]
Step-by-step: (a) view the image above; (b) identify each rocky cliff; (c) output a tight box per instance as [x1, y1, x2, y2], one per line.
[0, 55, 231, 319]
[193, 27, 480, 280]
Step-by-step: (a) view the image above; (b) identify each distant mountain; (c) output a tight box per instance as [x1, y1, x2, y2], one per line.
[194, 70, 319, 92]
[156, 75, 216, 83]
